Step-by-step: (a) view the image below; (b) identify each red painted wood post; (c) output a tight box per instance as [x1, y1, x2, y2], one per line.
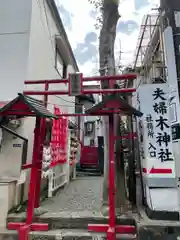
[34, 118, 46, 208]
[35, 82, 49, 208]
[26, 117, 41, 224]
[19, 225, 30, 240]
[107, 115, 116, 240]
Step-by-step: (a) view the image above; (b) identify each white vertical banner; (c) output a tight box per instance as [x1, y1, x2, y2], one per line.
[137, 84, 175, 176]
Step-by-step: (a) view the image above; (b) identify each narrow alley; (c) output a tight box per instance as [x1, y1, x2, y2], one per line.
[41, 176, 103, 212]
[4, 173, 140, 240]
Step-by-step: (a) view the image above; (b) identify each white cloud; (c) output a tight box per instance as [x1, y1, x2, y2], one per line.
[58, 0, 160, 75]
[57, 0, 98, 46]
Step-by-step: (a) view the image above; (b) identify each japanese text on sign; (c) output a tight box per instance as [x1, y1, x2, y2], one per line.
[139, 84, 173, 162]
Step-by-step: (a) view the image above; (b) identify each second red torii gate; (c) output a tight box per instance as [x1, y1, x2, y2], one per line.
[85, 92, 143, 239]
[1, 73, 142, 240]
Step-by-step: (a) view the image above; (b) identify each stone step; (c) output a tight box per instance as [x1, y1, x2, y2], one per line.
[0, 228, 136, 240]
[76, 171, 102, 177]
[7, 211, 136, 230]
[30, 229, 136, 240]
[76, 168, 101, 172]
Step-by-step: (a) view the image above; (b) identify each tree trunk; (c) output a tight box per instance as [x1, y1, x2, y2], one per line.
[99, 0, 126, 215]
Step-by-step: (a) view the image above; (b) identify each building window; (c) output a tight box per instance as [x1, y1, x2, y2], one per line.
[55, 46, 67, 78]
[85, 121, 95, 135]
[90, 139, 95, 146]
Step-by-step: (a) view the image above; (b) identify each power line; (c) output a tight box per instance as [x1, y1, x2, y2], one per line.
[47, 102, 75, 108]
[46, 102, 85, 132]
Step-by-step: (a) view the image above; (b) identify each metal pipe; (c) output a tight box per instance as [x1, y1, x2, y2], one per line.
[24, 74, 137, 85]
[134, 15, 149, 68]
[159, 13, 166, 79]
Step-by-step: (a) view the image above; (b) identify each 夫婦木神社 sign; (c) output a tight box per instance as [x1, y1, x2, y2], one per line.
[137, 84, 173, 163]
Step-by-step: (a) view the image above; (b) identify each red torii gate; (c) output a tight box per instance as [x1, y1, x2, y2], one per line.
[2, 73, 142, 240]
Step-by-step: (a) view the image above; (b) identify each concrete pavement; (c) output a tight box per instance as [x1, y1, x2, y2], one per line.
[41, 176, 103, 213]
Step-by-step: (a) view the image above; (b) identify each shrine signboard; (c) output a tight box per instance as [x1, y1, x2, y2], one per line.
[137, 84, 175, 177]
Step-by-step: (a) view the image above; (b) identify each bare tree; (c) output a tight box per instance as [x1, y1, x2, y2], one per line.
[88, 0, 127, 215]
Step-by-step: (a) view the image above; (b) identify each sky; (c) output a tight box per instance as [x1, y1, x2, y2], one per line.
[55, 0, 160, 76]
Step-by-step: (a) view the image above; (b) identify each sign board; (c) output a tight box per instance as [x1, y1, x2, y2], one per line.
[13, 143, 22, 148]
[136, 84, 175, 177]
[68, 73, 82, 96]
[172, 124, 180, 141]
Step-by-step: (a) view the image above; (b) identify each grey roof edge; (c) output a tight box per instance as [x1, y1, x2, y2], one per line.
[47, 0, 79, 72]
[18, 93, 57, 119]
[85, 95, 143, 117]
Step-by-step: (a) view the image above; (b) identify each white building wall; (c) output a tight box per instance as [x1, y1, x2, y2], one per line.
[0, 0, 77, 203]
[0, 1, 32, 225]
[24, 0, 76, 167]
[0, 0, 32, 101]
[26, 0, 76, 114]
[0, 0, 32, 180]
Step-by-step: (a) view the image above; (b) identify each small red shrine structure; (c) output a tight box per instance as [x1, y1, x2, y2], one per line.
[0, 93, 57, 239]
